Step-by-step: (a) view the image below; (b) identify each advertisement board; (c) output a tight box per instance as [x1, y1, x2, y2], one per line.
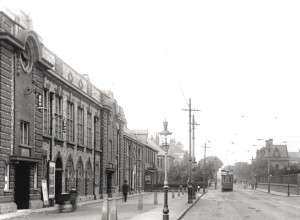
[41, 179, 49, 206]
[48, 161, 55, 199]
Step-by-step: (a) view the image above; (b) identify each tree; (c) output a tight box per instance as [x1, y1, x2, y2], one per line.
[198, 156, 223, 179]
[233, 162, 252, 181]
[168, 152, 189, 183]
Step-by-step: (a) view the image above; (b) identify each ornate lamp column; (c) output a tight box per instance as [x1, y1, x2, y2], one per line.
[159, 120, 172, 220]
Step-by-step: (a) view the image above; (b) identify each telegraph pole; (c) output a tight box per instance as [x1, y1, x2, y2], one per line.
[192, 114, 199, 199]
[182, 98, 200, 203]
[202, 142, 210, 193]
[251, 156, 254, 189]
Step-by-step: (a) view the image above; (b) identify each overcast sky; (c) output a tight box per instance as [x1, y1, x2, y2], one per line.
[3, 0, 300, 166]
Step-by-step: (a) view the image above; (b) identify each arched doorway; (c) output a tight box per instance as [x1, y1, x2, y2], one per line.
[55, 157, 63, 196]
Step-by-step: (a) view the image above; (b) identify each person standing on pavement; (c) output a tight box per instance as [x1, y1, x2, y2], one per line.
[122, 180, 129, 202]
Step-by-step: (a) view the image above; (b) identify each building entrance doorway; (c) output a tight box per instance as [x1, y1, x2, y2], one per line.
[55, 157, 63, 196]
[106, 171, 113, 197]
[15, 162, 30, 209]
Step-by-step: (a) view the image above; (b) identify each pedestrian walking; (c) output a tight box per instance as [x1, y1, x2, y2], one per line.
[122, 180, 129, 202]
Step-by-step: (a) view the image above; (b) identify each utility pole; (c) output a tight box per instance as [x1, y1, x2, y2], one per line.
[192, 114, 199, 199]
[250, 156, 254, 189]
[202, 142, 210, 193]
[182, 98, 200, 203]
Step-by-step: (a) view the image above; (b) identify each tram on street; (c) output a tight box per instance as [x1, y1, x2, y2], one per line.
[221, 169, 234, 191]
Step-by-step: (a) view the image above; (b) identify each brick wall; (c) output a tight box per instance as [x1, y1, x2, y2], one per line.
[0, 41, 16, 213]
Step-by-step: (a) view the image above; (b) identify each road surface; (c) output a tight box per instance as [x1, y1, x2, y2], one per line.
[182, 184, 300, 220]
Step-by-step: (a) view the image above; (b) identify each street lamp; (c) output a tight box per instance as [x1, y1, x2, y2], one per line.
[159, 120, 172, 220]
[287, 163, 291, 197]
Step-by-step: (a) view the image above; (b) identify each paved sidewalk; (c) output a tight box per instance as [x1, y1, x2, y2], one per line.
[130, 192, 203, 220]
[0, 191, 205, 220]
[255, 188, 300, 197]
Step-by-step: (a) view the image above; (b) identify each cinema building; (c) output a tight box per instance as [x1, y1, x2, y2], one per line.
[0, 10, 158, 214]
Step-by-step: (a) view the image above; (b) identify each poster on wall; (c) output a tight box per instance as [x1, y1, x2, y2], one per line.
[41, 179, 49, 206]
[48, 161, 55, 199]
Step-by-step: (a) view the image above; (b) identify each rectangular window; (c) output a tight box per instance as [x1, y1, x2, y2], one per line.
[109, 140, 113, 162]
[43, 90, 51, 135]
[42, 156, 47, 178]
[55, 95, 63, 139]
[67, 101, 74, 142]
[94, 117, 100, 150]
[20, 121, 29, 145]
[34, 166, 38, 188]
[77, 107, 84, 145]
[87, 113, 92, 148]
[4, 164, 9, 190]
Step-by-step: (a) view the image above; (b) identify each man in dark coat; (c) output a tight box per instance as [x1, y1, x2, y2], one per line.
[122, 180, 129, 202]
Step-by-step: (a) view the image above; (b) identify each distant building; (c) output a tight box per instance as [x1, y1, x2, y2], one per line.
[288, 150, 300, 166]
[256, 139, 289, 172]
[169, 138, 187, 162]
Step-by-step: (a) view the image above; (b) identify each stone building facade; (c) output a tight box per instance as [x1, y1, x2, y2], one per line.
[0, 10, 153, 214]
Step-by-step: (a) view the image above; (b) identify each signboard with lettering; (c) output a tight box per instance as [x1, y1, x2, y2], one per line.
[48, 161, 55, 199]
[41, 179, 49, 206]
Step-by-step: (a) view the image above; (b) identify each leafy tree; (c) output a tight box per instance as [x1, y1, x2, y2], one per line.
[168, 152, 189, 183]
[233, 162, 252, 181]
[198, 156, 223, 179]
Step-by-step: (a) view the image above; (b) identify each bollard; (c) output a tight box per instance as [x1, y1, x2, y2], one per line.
[138, 194, 143, 211]
[178, 188, 180, 197]
[154, 191, 158, 205]
[109, 197, 118, 220]
[172, 188, 175, 199]
[101, 197, 109, 220]
[182, 187, 184, 195]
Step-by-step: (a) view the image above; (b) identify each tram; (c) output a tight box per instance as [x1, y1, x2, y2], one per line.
[221, 169, 234, 191]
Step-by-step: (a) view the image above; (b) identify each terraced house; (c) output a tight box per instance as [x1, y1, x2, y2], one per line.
[0, 9, 155, 214]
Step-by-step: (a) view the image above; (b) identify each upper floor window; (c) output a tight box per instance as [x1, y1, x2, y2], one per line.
[4, 164, 9, 190]
[43, 90, 51, 135]
[66, 102, 74, 142]
[55, 95, 63, 139]
[20, 121, 29, 145]
[87, 112, 92, 148]
[109, 140, 113, 162]
[77, 107, 84, 146]
[94, 117, 100, 150]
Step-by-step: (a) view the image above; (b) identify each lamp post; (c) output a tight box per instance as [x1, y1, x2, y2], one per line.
[267, 140, 271, 194]
[287, 164, 290, 197]
[159, 120, 172, 220]
[257, 139, 271, 193]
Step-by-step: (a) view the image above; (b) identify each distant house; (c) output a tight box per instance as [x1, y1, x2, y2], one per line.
[288, 151, 300, 166]
[256, 139, 289, 171]
[169, 139, 187, 163]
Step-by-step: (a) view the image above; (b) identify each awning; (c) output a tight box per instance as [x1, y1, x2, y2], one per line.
[10, 155, 42, 164]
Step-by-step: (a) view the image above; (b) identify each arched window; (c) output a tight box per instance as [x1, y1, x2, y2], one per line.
[65, 156, 74, 179]
[86, 160, 93, 180]
[77, 159, 84, 179]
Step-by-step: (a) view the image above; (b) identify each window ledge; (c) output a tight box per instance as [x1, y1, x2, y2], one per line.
[4, 189, 12, 193]
[20, 144, 33, 149]
[67, 141, 76, 146]
[54, 137, 64, 143]
[33, 188, 39, 191]
[77, 144, 85, 148]
[43, 134, 53, 139]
